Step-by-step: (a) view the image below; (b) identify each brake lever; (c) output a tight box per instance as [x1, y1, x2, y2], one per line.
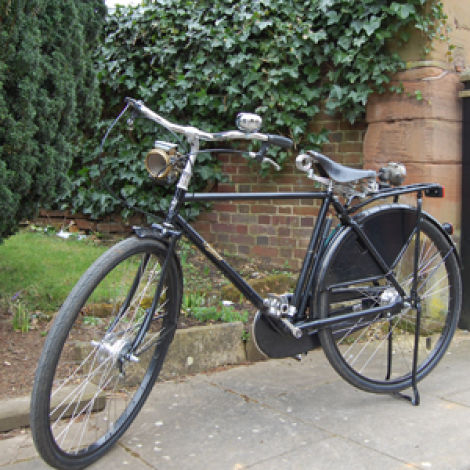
[254, 142, 268, 163]
[262, 157, 281, 171]
[253, 143, 280, 170]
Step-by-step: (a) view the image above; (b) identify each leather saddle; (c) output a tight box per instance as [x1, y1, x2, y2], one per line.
[307, 151, 376, 184]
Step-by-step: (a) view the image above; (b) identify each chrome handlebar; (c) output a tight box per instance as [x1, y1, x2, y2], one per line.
[124, 97, 291, 188]
[124, 97, 292, 150]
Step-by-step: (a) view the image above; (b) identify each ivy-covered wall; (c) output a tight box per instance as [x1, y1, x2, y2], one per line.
[37, 0, 460, 269]
[60, 0, 447, 227]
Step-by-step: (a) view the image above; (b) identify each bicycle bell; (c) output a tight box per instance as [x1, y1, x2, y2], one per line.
[236, 112, 262, 133]
[145, 141, 178, 180]
[378, 162, 406, 186]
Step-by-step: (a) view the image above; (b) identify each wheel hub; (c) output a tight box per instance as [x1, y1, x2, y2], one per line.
[91, 336, 132, 364]
[380, 287, 400, 306]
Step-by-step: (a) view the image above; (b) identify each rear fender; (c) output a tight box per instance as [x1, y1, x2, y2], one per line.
[312, 204, 461, 315]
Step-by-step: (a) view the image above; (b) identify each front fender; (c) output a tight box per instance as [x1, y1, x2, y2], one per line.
[132, 225, 184, 289]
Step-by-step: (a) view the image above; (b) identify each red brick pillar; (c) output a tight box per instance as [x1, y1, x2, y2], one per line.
[364, 67, 463, 233]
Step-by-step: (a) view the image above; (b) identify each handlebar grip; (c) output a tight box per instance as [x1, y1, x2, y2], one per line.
[267, 134, 293, 150]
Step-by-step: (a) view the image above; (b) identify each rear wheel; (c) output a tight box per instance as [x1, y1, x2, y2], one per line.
[317, 206, 461, 393]
[30, 236, 182, 469]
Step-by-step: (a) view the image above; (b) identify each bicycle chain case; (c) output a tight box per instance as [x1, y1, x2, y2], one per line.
[252, 312, 320, 358]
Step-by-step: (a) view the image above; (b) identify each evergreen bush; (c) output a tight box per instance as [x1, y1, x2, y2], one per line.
[0, 0, 106, 242]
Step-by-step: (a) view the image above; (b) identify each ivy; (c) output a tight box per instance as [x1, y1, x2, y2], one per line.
[61, 0, 448, 221]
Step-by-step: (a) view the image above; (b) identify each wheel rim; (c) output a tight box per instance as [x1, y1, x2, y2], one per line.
[323, 223, 456, 387]
[46, 249, 174, 457]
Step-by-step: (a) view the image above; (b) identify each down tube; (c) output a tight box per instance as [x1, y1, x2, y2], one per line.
[174, 214, 265, 310]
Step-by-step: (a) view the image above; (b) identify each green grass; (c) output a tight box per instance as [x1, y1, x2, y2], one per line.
[188, 305, 249, 324]
[0, 231, 111, 314]
[11, 300, 30, 332]
[0, 230, 294, 328]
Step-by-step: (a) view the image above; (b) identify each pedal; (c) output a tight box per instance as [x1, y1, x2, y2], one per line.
[263, 294, 302, 339]
[280, 317, 303, 339]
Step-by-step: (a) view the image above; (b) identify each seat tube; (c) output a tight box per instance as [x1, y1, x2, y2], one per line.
[292, 192, 332, 310]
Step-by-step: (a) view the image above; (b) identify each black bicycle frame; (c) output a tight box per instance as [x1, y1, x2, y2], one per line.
[128, 180, 446, 408]
[178, 191, 329, 312]
[161, 183, 444, 329]
[129, 181, 447, 360]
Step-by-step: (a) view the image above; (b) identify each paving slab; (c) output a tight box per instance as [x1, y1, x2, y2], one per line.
[0, 332, 469, 470]
[121, 377, 330, 470]
[0, 432, 37, 467]
[247, 436, 413, 470]
[204, 335, 470, 470]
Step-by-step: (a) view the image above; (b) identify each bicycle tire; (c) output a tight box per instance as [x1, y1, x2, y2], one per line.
[30, 236, 182, 469]
[316, 205, 461, 393]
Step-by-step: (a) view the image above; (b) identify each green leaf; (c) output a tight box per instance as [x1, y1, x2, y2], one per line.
[364, 16, 382, 36]
[329, 85, 344, 101]
[390, 3, 416, 20]
[311, 29, 327, 43]
[338, 36, 351, 50]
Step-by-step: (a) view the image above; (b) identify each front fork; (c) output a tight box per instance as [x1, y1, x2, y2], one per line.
[107, 225, 182, 371]
[128, 232, 180, 356]
[123, 140, 199, 359]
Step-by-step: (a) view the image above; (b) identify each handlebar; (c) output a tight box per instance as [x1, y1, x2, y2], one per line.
[267, 134, 293, 150]
[125, 97, 293, 151]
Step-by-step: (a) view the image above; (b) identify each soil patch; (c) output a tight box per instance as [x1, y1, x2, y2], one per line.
[0, 314, 46, 400]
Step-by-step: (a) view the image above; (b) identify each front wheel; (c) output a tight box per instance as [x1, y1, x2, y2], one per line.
[30, 236, 182, 470]
[316, 206, 461, 394]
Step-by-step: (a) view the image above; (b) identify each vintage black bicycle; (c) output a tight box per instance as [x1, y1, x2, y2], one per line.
[30, 98, 462, 469]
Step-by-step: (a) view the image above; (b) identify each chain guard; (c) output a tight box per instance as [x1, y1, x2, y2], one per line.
[252, 312, 320, 359]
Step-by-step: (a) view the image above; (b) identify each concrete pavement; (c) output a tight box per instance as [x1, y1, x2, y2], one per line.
[1, 331, 469, 470]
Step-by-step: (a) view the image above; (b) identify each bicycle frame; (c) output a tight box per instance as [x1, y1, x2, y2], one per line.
[121, 98, 458, 404]
[136, 181, 449, 335]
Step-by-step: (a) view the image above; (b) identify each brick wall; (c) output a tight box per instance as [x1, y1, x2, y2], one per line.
[35, 115, 366, 269]
[192, 114, 366, 270]
[35, 209, 143, 235]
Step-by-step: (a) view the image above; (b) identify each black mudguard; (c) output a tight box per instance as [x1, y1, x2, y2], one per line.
[132, 225, 184, 300]
[313, 204, 460, 309]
